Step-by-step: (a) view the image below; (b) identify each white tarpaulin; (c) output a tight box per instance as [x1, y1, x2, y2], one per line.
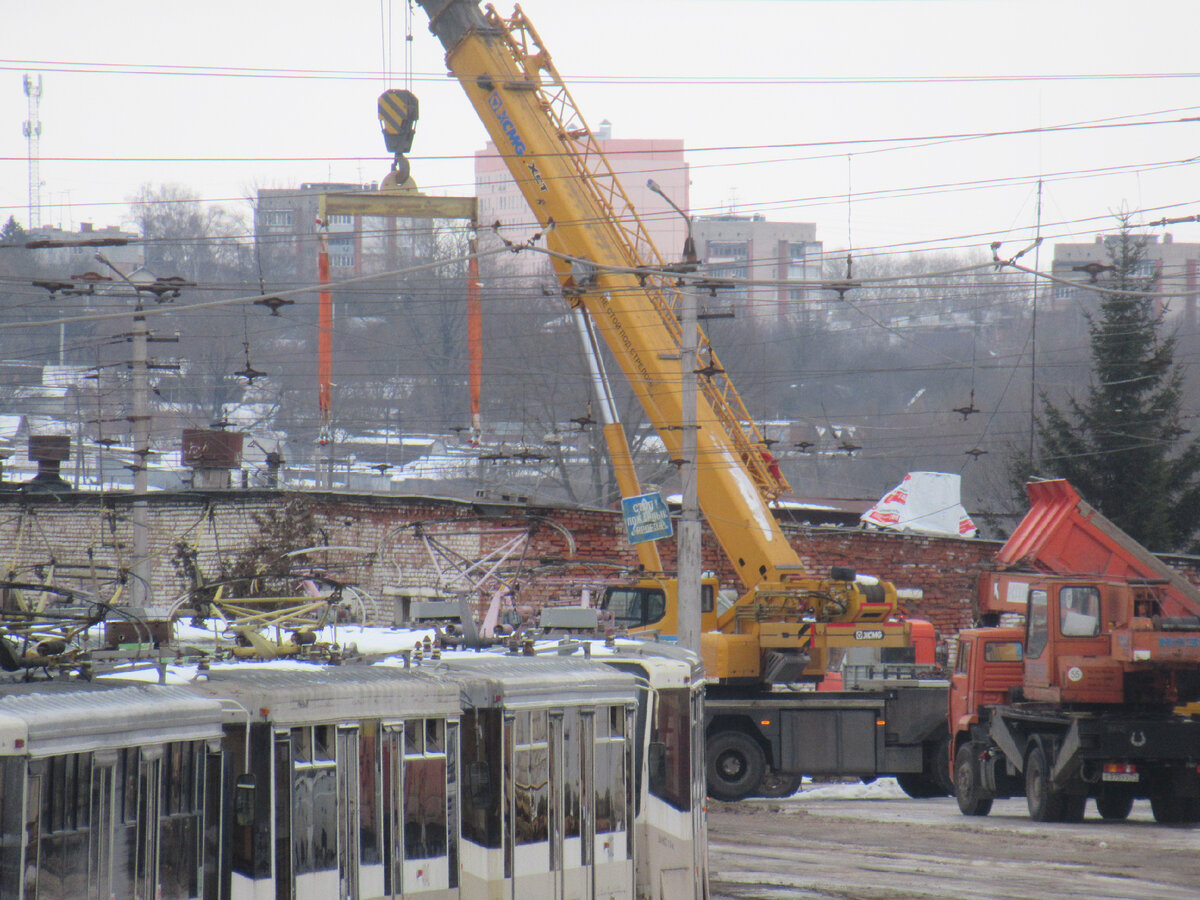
[861, 472, 978, 537]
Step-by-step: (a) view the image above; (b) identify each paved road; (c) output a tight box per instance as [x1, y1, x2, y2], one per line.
[708, 781, 1200, 900]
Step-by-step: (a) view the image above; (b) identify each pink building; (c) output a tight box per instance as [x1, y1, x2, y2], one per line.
[474, 122, 691, 281]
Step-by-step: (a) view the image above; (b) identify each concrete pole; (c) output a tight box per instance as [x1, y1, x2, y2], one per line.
[648, 177, 703, 656]
[131, 298, 152, 610]
[678, 279, 702, 655]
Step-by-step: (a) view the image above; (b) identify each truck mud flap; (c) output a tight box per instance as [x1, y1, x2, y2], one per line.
[988, 714, 1026, 774]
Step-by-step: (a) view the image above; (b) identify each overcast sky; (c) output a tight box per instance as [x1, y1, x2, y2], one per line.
[4, 0, 1200, 261]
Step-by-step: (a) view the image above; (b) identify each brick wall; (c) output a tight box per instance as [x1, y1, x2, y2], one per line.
[4, 489, 1197, 647]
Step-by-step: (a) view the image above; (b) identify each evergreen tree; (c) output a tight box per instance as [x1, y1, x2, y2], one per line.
[1022, 217, 1200, 551]
[0, 216, 26, 244]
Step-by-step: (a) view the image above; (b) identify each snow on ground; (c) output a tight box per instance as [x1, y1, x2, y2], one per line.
[785, 777, 908, 801]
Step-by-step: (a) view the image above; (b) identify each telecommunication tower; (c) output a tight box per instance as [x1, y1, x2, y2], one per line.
[22, 74, 43, 229]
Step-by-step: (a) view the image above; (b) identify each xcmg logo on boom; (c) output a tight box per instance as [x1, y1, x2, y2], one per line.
[488, 91, 525, 156]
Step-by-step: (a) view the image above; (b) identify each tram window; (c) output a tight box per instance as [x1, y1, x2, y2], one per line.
[404, 757, 447, 858]
[160, 742, 205, 900]
[36, 753, 92, 899]
[701, 584, 714, 614]
[405, 720, 423, 756]
[562, 709, 581, 842]
[516, 709, 547, 745]
[404, 717, 448, 860]
[594, 706, 627, 835]
[0, 763, 19, 897]
[648, 689, 691, 812]
[231, 724, 272, 880]
[608, 705, 625, 738]
[425, 719, 444, 753]
[313, 725, 335, 761]
[0, 759, 21, 895]
[293, 762, 337, 874]
[293, 727, 312, 763]
[445, 721, 460, 889]
[359, 721, 381, 867]
[513, 711, 549, 846]
[459, 710, 501, 848]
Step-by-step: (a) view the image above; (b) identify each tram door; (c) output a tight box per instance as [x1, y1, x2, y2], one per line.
[381, 720, 453, 898]
[690, 686, 708, 899]
[558, 708, 589, 900]
[336, 726, 361, 900]
[87, 753, 116, 900]
[508, 708, 552, 899]
[382, 723, 403, 897]
[592, 705, 633, 899]
[138, 750, 163, 900]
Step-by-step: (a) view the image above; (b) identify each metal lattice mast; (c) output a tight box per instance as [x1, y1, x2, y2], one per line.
[22, 74, 43, 229]
[486, 7, 789, 502]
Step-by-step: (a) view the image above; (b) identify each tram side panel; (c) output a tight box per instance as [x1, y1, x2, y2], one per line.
[0, 684, 225, 900]
[438, 656, 640, 900]
[605, 649, 708, 900]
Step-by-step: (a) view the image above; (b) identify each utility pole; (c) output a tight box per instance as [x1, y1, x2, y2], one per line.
[97, 255, 184, 611]
[130, 294, 151, 608]
[648, 179, 702, 655]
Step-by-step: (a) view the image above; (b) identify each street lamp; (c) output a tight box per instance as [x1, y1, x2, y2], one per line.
[647, 179, 697, 265]
[646, 179, 702, 656]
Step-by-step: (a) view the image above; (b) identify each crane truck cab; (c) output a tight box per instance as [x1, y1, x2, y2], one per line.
[952, 575, 1200, 824]
[600, 577, 722, 636]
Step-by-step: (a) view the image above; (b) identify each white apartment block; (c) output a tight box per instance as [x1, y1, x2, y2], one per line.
[1050, 232, 1200, 326]
[692, 215, 824, 324]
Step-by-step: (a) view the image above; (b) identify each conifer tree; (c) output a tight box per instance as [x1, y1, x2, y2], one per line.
[1024, 218, 1200, 551]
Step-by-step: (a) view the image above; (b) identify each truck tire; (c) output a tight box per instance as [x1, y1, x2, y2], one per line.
[1096, 791, 1134, 821]
[1025, 743, 1066, 822]
[1060, 793, 1086, 823]
[1150, 794, 1200, 825]
[931, 737, 953, 797]
[954, 743, 992, 817]
[757, 771, 803, 798]
[707, 731, 765, 802]
[896, 772, 943, 799]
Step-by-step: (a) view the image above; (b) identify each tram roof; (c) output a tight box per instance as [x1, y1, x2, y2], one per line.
[187, 663, 461, 726]
[0, 682, 224, 758]
[420, 655, 641, 709]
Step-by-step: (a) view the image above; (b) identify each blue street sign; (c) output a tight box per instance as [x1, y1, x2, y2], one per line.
[621, 492, 673, 544]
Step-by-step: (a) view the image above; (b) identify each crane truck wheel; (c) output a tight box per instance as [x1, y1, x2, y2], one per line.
[1060, 793, 1086, 823]
[1150, 794, 1200, 825]
[706, 731, 766, 802]
[1096, 791, 1134, 821]
[896, 772, 943, 799]
[1025, 743, 1067, 822]
[953, 743, 993, 816]
[757, 770, 804, 798]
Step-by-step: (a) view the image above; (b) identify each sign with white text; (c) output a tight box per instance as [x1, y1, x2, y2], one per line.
[621, 492, 673, 544]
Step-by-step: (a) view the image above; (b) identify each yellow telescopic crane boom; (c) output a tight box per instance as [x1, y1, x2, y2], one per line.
[415, 1, 900, 682]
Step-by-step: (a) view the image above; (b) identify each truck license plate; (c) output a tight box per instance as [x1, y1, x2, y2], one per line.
[1102, 772, 1139, 783]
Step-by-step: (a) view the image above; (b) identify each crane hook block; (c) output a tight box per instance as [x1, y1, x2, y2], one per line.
[378, 89, 419, 156]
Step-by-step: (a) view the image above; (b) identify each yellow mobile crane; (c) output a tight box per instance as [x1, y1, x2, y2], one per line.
[413, 1, 950, 800]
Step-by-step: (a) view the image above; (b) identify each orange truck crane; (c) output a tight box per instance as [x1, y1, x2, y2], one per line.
[413, 0, 950, 801]
[951, 480, 1200, 823]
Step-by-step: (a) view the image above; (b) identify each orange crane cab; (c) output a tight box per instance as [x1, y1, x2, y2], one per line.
[951, 481, 1200, 824]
